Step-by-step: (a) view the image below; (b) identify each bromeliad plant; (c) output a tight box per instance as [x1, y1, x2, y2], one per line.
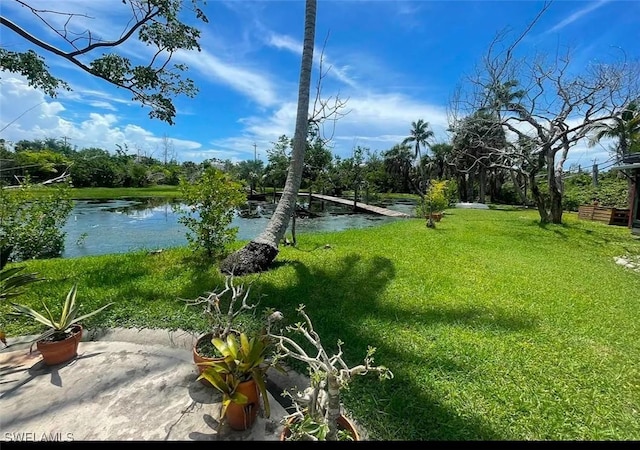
[197, 329, 277, 430]
[10, 283, 113, 350]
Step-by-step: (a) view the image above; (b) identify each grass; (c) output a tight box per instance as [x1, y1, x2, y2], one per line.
[2, 208, 640, 440]
[69, 185, 181, 199]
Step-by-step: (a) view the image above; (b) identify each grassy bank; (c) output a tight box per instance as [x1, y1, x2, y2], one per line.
[2, 208, 639, 440]
[68, 185, 181, 199]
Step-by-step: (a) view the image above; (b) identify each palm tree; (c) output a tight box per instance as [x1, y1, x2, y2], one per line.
[383, 143, 413, 192]
[402, 119, 434, 196]
[428, 143, 453, 180]
[588, 99, 640, 161]
[220, 0, 316, 275]
[588, 99, 640, 213]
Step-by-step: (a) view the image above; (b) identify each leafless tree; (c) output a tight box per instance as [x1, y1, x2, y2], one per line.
[451, 2, 640, 223]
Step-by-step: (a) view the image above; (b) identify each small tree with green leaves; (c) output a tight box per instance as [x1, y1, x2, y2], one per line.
[175, 167, 246, 259]
[0, 181, 73, 264]
[0, 0, 208, 124]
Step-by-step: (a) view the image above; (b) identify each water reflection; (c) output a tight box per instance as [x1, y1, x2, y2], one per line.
[62, 196, 414, 258]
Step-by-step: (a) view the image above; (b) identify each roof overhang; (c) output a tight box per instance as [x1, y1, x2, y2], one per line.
[611, 163, 640, 171]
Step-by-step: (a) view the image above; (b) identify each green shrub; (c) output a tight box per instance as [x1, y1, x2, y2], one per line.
[415, 180, 451, 217]
[0, 182, 73, 265]
[175, 167, 246, 259]
[563, 172, 629, 211]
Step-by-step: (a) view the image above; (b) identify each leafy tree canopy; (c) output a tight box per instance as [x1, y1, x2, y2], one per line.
[0, 0, 208, 124]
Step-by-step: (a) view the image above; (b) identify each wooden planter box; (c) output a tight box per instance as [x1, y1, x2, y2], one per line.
[578, 205, 630, 226]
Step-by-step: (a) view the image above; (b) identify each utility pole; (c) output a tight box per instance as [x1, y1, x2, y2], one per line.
[253, 142, 257, 163]
[592, 159, 599, 188]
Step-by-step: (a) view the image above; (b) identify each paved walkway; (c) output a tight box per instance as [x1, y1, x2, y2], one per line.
[0, 328, 313, 442]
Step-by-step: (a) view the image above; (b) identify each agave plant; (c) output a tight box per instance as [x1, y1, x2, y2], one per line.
[0, 266, 43, 302]
[10, 283, 113, 347]
[1, 265, 44, 346]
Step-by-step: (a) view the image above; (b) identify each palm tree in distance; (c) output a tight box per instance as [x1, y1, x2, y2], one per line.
[383, 143, 413, 193]
[588, 98, 640, 213]
[402, 119, 434, 197]
[588, 98, 640, 162]
[403, 119, 435, 227]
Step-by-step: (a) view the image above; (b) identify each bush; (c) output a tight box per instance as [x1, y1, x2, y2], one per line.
[175, 167, 246, 259]
[415, 180, 451, 217]
[0, 182, 73, 265]
[563, 172, 629, 211]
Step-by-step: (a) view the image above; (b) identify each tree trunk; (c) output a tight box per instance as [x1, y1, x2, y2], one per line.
[219, 0, 316, 275]
[291, 210, 297, 247]
[530, 172, 549, 223]
[478, 167, 486, 204]
[326, 374, 341, 441]
[550, 151, 564, 224]
[550, 183, 564, 224]
[509, 170, 526, 205]
[457, 174, 467, 202]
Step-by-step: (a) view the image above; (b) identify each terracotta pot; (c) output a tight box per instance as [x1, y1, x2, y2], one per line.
[280, 414, 360, 441]
[193, 330, 241, 387]
[193, 333, 224, 387]
[225, 379, 260, 431]
[36, 324, 83, 366]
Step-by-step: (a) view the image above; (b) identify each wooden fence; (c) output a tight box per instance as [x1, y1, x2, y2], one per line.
[578, 205, 630, 226]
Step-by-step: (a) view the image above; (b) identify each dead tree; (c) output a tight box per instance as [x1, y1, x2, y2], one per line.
[451, 3, 640, 223]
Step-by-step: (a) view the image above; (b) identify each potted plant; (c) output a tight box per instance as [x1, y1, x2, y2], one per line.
[197, 331, 275, 431]
[419, 180, 451, 227]
[268, 304, 394, 441]
[10, 283, 113, 366]
[182, 274, 262, 384]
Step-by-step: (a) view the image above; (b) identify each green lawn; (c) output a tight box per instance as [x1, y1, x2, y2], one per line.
[68, 185, 181, 199]
[2, 208, 639, 440]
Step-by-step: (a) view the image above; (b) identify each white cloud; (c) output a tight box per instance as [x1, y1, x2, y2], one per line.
[0, 72, 201, 159]
[59, 88, 135, 107]
[87, 101, 118, 111]
[175, 49, 279, 107]
[204, 92, 451, 160]
[546, 0, 612, 34]
[266, 33, 359, 88]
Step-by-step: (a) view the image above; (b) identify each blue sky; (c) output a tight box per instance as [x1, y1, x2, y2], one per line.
[1, 0, 638, 171]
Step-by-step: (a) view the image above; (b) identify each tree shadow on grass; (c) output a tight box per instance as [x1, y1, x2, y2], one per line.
[524, 219, 640, 250]
[249, 254, 513, 440]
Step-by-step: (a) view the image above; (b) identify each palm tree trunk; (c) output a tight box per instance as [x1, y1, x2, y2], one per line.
[220, 0, 316, 275]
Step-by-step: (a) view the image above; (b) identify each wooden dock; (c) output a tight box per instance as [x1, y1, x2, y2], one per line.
[308, 193, 410, 218]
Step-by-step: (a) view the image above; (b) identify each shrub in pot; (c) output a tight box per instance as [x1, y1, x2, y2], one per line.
[182, 274, 263, 384]
[10, 283, 113, 365]
[269, 304, 393, 441]
[416, 180, 452, 228]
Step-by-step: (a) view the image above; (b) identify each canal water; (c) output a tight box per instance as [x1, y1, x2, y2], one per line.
[61, 197, 416, 258]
